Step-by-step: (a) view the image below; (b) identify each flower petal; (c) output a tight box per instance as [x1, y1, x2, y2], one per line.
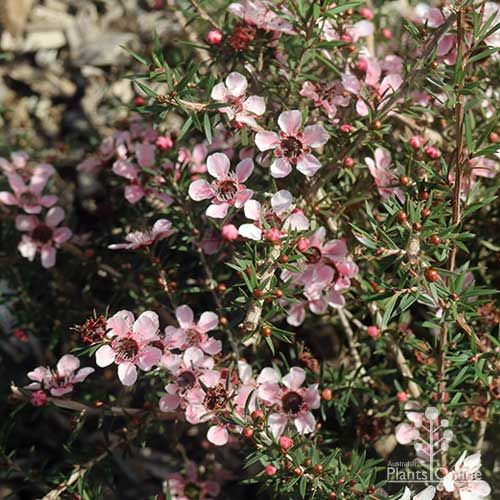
[235, 157, 254, 182]
[198, 311, 218, 333]
[95, 345, 116, 367]
[118, 362, 137, 386]
[282, 367, 306, 390]
[206, 202, 229, 219]
[176, 305, 194, 329]
[207, 153, 230, 179]
[296, 153, 321, 177]
[270, 158, 292, 178]
[278, 110, 302, 135]
[255, 131, 279, 151]
[189, 179, 213, 201]
[207, 425, 229, 446]
[303, 125, 329, 148]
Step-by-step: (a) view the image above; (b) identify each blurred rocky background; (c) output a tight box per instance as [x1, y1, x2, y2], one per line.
[0, 0, 180, 160]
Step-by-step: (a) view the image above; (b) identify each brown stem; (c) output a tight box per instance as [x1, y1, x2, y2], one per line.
[187, 0, 221, 30]
[437, 3, 467, 468]
[10, 383, 182, 420]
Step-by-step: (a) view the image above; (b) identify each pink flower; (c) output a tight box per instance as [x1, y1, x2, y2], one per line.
[239, 190, 309, 241]
[365, 147, 404, 202]
[159, 347, 219, 413]
[228, 1, 295, 34]
[95, 310, 162, 386]
[264, 464, 277, 476]
[287, 228, 358, 306]
[184, 370, 232, 445]
[15, 207, 72, 268]
[26, 354, 94, 397]
[112, 142, 173, 206]
[188, 153, 254, 219]
[167, 462, 221, 500]
[0, 171, 57, 214]
[108, 219, 173, 250]
[256, 366, 320, 438]
[164, 305, 222, 356]
[255, 110, 328, 178]
[0, 151, 29, 174]
[211, 72, 265, 127]
[442, 452, 491, 499]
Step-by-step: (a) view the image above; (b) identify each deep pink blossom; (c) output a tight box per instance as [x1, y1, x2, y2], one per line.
[108, 219, 173, 250]
[95, 310, 162, 386]
[188, 153, 254, 218]
[15, 207, 72, 268]
[255, 110, 328, 178]
[26, 354, 94, 397]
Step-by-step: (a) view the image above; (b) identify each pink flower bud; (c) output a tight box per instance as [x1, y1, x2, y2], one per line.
[340, 124, 353, 133]
[341, 34, 353, 43]
[31, 390, 48, 407]
[264, 228, 282, 242]
[265, 464, 277, 476]
[382, 28, 393, 39]
[397, 391, 409, 402]
[207, 30, 223, 45]
[409, 135, 424, 150]
[155, 135, 174, 151]
[356, 59, 368, 72]
[367, 325, 379, 338]
[425, 146, 441, 159]
[359, 7, 374, 20]
[279, 436, 294, 451]
[297, 237, 309, 252]
[134, 96, 145, 106]
[221, 224, 239, 241]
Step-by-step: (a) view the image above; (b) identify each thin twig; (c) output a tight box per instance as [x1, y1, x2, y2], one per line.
[337, 309, 374, 385]
[10, 384, 182, 421]
[242, 245, 281, 334]
[187, 0, 220, 30]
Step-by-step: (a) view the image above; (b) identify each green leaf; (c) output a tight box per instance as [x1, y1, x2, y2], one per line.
[203, 113, 212, 144]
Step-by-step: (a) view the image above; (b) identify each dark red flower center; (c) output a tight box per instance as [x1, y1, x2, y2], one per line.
[279, 135, 303, 160]
[32, 224, 54, 244]
[115, 337, 139, 361]
[305, 246, 322, 264]
[203, 383, 228, 411]
[176, 370, 196, 389]
[20, 192, 38, 205]
[282, 391, 304, 414]
[213, 178, 238, 202]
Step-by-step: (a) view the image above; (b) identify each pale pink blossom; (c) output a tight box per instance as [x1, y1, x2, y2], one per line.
[239, 190, 309, 241]
[442, 452, 491, 499]
[15, 207, 72, 268]
[255, 110, 328, 178]
[95, 310, 162, 386]
[108, 219, 173, 250]
[211, 72, 265, 127]
[159, 347, 219, 413]
[228, 1, 295, 34]
[166, 462, 221, 500]
[164, 305, 222, 356]
[188, 153, 254, 218]
[184, 369, 232, 445]
[257, 366, 320, 438]
[365, 147, 404, 202]
[112, 142, 173, 206]
[26, 354, 94, 397]
[0, 151, 29, 174]
[0, 171, 57, 214]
